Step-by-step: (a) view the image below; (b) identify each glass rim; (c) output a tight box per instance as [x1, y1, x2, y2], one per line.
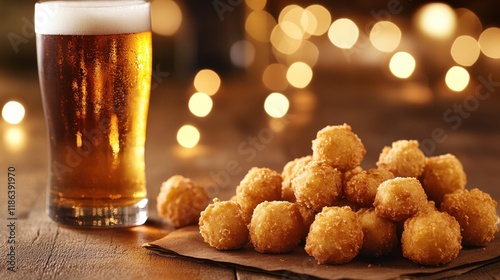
[35, 0, 151, 35]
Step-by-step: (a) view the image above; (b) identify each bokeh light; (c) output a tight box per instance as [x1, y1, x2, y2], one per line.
[279, 4, 305, 38]
[286, 40, 319, 67]
[245, 10, 275, 43]
[445, 66, 470, 92]
[270, 23, 302, 55]
[478, 27, 500, 59]
[280, 21, 303, 40]
[389, 52, 416, 79]
[415, 3, 456, 39]
[193, 69, 221, 96]
[2, 101, 25, 125]
[301, 4, 331, 36]
[245, 0, 266, 11]
[262, 63, 288, 91]
[286, 62, 313, 88]
[455, 8, 482, 37]
[177, 125, 200, 148]
[451, 35, 480, 66]
[151, 0, 182, 36]
[328, 18, 359, 49]
[264, 92, 289, 118]
[369, 21, 402, 52]
[188, 92, 213, 117]
[4, 127, 25, 152]
[230, 40, 255, 68]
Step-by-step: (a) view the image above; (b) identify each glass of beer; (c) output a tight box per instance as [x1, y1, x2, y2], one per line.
[35, 0, 152, 227]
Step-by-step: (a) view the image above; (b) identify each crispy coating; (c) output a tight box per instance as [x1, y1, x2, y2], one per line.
[199, 198, 249, 250]
[374, 177, 428, 222]
[402, 210, 462, 266]
[292, 160, 343, 212]
[420, 154, 467, 205]
[249, 201, 303, 253]
[343, 166, 363, 184]
[296, 203, 317, 241]
[305, 206, 363, 264]
[312, 124, 366, 172]
[441, 188, 498, 247]
[357, 208, 398, 257]
[344, 168, 394, 207]
[156, 175, 210, 228]
[236, 167, 283, 223]
[281, 155, 312, 202]
[377, 140, 426, 177]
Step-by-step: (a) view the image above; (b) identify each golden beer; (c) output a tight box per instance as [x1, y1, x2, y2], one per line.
[35, 1, 152, 227]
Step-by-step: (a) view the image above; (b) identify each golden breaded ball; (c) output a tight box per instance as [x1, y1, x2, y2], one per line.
[312, 124, 366, 172]
[402, 210, 462, 266]
[344, 168, 394, 207]
[377, 140, 426, 177]
[199, 198, 249, 250]
[249, 201, 303, 253]
[420, 154, 467, 205]
[296, 203, 317, 241]
[441, 188, 498, 247]
[236, 167, 283, 223]
[357, 208, 398, 257]
[281, 155, 312, 202]
[343, 166, 363, 184]
[305, 206, 363, 264]
[292, 160, 343, 212]
[156, 175, 210, 228]
[374, 177, 428, 222]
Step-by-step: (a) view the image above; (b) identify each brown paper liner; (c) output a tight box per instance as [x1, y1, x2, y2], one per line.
[143, 226, 500, 279]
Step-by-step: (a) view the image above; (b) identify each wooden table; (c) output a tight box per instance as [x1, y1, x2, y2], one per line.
[1, 69, 500, 279]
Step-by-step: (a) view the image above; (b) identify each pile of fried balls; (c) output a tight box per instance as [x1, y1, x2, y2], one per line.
[156, 124, 498, 266]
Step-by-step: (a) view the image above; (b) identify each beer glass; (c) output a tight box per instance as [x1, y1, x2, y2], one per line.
[35, 0, 152, 227]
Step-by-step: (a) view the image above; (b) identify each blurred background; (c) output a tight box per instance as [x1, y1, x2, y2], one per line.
[1, 0, 499, 204]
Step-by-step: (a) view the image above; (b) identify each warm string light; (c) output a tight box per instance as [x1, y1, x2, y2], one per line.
[2, 101, 25, 125]
[151, 0, 182, 36]
[177, 69, 222, 148]
[389, 52, 416, 79]
[415, 3, 456, 39]
[172, 1, 499, 145]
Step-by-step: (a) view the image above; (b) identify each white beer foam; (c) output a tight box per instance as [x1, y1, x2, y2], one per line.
[35, 1, 151, 35]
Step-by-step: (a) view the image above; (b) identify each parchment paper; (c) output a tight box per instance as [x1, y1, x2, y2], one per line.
[143, 226, 500, 279]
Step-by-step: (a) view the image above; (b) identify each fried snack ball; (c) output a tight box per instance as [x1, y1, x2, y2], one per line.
[249, 201, 303, 253]
[357, 208, 398, 257]
[305, 206, 363, 264]
[157, 175, 210, 228]
[343, 166, 363, 184]
[377, 140, 426, 177]
[199, 198, 249, 250]
[236, 167, 282, 223]
[401, 210, 462, 266]
[312, 124, 366, 172]
[420, 154, 467, 205]
[441, 188, 498, 247]
[281, 155, 312, 202]
[344, 168, 395, 207]
[296, 203, 317, 240]
[292, 160, 343, 212]
[374, 177, 428, 222]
